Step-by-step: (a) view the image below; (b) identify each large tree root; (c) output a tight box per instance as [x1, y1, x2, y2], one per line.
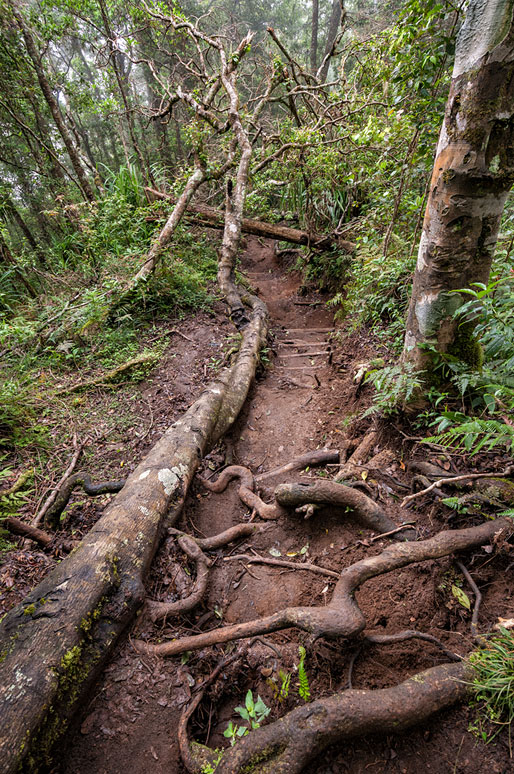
[255, 448, 340, 482]
[43, 473, 126, 529]
[274, 480, 416, 539]
[200, 465, 414, 533]
[147, 524, 264, 623]
[133, 518, 511, 657]
[214, 661, 472, 774]
[200, 465, 285, 520]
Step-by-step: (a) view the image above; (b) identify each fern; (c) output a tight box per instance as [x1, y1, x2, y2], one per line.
[297, 646, 310, 702]
[363, 363, 424, 417]
[425, 415, 514, 456]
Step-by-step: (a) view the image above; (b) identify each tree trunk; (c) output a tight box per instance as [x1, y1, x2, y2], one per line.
[310, 0, 319, 73]
[318, 0, 343, 82]
[403, 0, 514, 371]
[0, 294, 267, 774]
[12, 7, 95, 202]
[145, 188, 356, 253]
[97, 0, 155, 187]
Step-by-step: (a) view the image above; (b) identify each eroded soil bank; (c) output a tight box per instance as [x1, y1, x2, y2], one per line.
[47, 236, 513, 774]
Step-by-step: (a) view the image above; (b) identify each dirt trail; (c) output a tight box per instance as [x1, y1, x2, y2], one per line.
[60, 238, 512, 774]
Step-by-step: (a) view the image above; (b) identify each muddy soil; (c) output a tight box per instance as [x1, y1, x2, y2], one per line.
[52, 237, 513, 774]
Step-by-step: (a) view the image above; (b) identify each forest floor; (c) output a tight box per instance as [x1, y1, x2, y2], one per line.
[1, 236, 513, 774]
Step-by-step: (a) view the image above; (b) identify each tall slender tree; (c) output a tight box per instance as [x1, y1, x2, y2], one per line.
[403, 0, 514, 372]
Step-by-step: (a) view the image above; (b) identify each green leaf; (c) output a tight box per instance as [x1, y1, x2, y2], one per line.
[452, 584, 471, 610]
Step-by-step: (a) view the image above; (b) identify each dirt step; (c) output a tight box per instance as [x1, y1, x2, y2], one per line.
[278, 341, 329, 347]
[278, 352, 328, 358]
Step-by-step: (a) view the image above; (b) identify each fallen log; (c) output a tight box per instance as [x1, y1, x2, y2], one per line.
[144, 187, 356, 254]
[0, 293, 268, 774]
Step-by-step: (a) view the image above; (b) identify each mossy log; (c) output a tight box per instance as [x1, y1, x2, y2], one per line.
[0, 296, 267, 774]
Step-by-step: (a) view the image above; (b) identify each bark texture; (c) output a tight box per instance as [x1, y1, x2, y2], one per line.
[403, 0, 514, 369]
[0, 295, 267, 774]
[216, 662, 472, 773]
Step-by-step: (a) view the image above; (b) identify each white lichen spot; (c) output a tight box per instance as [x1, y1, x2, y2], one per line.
[229, 223, 238, 233]
[139, 506, 150, 516]
[416, 233, 429, 272]
[404, 331, 417, 352]
[139, 470, 150, 480]
[158, 468, 179, 496]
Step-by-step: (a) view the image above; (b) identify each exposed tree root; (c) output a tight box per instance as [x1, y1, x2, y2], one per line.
[364, 629, 462, 662]
[335, 431, 377, 481]
[200, 466, 285, 520]
[274, 480, 416, 539]
[147, 524, 265, 623]
[214, 662, 472, 773]
[255, 448, 340, 482]
[147, 535, 211, 622]
[133, 519, 511, 658]
[43, 473, 125, 529]
[178, 650, 247, 774]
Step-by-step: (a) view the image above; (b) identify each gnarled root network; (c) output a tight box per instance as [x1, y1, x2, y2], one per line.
[146, 523, 264, 623]
[133, 518, 511, 657]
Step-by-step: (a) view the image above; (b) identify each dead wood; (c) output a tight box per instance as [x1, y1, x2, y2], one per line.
[0, 291, 268, 774]
[145, 188, 356, 254]
[54, 353, 158, 396]
[42, 472, 125, 529]
[401, 466, 514, 507]
[133, 518, 511, 658]
[31, 440, 83, 528]
[215, 662, 471, 773]
[223, 553, 340, 579]
[4, 515, 75, 553]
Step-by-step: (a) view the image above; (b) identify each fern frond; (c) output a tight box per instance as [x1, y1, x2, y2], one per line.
[297, 646, 310, 702]
[425, 418, 514, 456]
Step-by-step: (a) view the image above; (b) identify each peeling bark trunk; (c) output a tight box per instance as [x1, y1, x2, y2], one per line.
[403, 0, 514, 370]
[145, 188, 356, 253]
[0, 295, 267, 774]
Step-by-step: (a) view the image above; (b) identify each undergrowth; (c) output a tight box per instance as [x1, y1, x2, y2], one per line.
[0, 168, 218, 449]
[469, 629, 514, 749]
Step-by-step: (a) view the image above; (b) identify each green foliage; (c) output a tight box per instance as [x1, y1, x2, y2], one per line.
[297, 646, 310, 702]
[425, 413, 514, 456]
[363, 363, 424, 417]
[223, 690, 271, 745]
[469, 629, 514, 743]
